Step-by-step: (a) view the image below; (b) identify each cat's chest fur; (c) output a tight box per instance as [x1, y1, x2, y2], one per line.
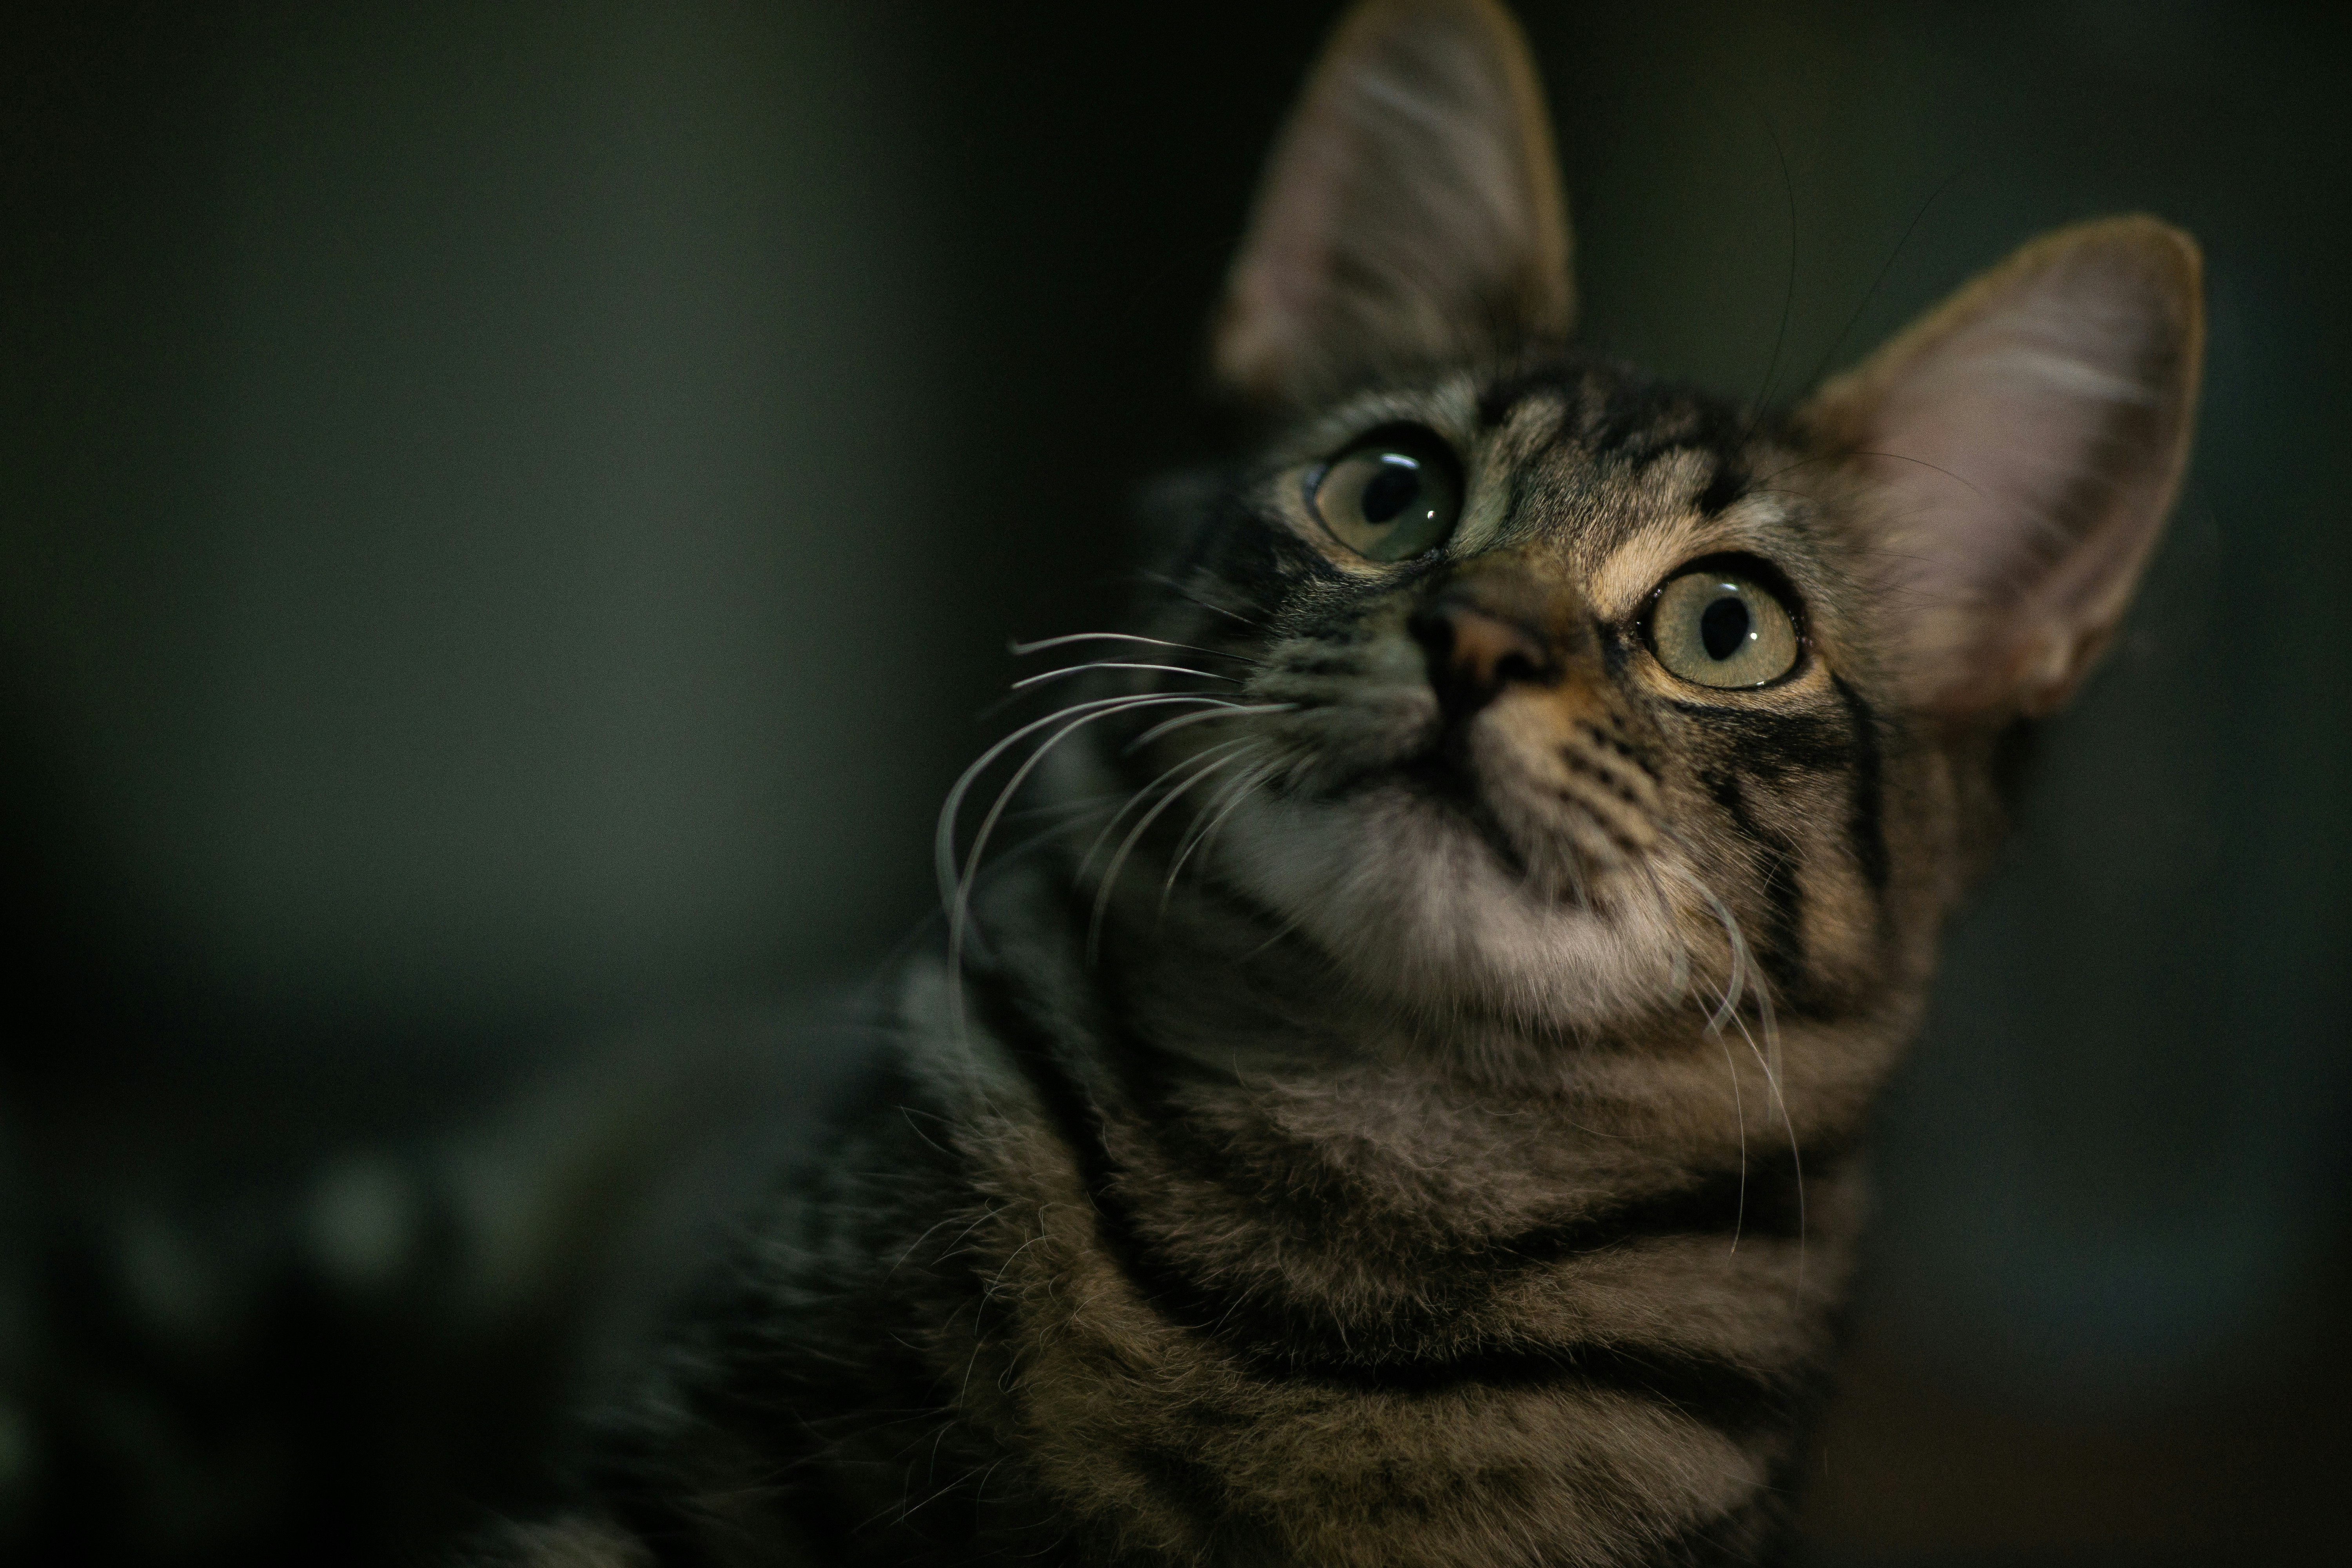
[767, 886, 1882, 1564]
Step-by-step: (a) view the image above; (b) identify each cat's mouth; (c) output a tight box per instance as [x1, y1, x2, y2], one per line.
[1394, 740, 1539, 882]
[1368, 668, 1667, 907]
[1243, 623, 1665, 905]
[1208, 706, 1686, 1025]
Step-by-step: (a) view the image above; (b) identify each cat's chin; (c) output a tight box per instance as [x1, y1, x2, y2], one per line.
[1213, 783, 1688, 1031]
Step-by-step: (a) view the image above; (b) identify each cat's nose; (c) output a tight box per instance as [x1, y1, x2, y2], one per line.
[1409, 584, 1556, 722]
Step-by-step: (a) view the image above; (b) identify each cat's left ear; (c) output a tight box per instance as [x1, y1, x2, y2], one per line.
[1212, 0, 1575, 412]
[1800, 216, 2205, 719]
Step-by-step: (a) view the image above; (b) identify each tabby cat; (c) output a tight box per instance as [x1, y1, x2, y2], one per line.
[490, 1, 2203, 1562]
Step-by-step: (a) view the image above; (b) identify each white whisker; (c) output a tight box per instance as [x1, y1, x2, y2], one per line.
[996, 791, 1129, 828]
[1136, 571, 1266, 631]
[1009, 631, 1262, 666]
[935, 695, 1241, 913]
[1692, 880, 1803, 1279]
[1237, 904, 1310, 961]
[1087, 747, 1257, 964]
[936, 694, 1192, 915]
[964, 800, 1125, 907]
[1009, 661, 1243, 692]
[953, 695, 1233, 917]
[1715, 1024, 1748, 1254]
[1162, 755, 1279, 908]
[936, 693, 1237, 1029]
[1123, 702, 1295, 753]
[1076, 736, 1261, 883]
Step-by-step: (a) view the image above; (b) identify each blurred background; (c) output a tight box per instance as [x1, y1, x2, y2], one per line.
[2, 2, 2345, 1563]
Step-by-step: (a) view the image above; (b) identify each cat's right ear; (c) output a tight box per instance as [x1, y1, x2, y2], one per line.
[1212, 0, 1575, 414]
[1799, 217, 2204, 720]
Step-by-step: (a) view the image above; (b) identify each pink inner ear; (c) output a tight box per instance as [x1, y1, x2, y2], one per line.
[1223, 87, 1356, 384]
[1832, 225, 2200, 716]
[1212, 0, 1573, 410]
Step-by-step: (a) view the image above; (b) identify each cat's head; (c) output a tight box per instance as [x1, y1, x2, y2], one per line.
[1085, 0, 2201, 1038]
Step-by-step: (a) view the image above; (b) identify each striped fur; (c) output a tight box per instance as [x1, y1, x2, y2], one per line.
[485, 3, 2202, 1564]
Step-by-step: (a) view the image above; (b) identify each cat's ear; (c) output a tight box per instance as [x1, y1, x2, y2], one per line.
[1212, 0, 1574, 412]
[1801, 216, 2204, 719]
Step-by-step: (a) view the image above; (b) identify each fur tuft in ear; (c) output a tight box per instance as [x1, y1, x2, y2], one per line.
[1801, 216, 2205, 719]
[1212, 0, 1574, 413]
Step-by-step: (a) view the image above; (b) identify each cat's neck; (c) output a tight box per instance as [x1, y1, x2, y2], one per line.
[959, 829, 1913, 1219]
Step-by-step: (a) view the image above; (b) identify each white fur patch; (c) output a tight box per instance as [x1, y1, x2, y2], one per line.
[1213, 783, 1690, 1031]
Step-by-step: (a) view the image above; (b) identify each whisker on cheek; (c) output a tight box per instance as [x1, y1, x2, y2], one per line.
[1164, 755, 1281, 906]
[1125, 703, 1297, 753]
[1009, 661, 1246, 692]
[1077, 735, 1262, 883]
[1009, 630, 1266, 667]
[936, 692, 1242, 1030]
[1087, 745, 1261, 964]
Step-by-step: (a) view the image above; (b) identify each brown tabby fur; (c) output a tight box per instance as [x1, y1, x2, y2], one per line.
[483, 2, 2201, 1564]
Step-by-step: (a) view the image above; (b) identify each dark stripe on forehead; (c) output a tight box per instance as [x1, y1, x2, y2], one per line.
[1696, 452, 1752, 515]
[1474, 357, 1738, 442]
[1476, 359, 1593, 426]
[1577, 377, 1749, 466]
[1468, 362, 1765, 554]
[1554, 371, 1761, 520]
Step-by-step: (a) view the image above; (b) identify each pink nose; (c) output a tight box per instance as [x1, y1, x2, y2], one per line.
[1409, 594, 1554, 720]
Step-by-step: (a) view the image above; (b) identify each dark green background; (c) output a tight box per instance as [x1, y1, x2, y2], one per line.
[4, 2, 2345, 1562]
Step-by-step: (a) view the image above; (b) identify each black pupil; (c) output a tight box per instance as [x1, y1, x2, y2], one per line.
[1699, 592, 1751, 661]
[1359, 456, 1422, 525]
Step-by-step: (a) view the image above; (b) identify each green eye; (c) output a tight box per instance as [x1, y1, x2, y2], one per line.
[1309, 430, 1462, 563]
[1648, 566, 1801, 688]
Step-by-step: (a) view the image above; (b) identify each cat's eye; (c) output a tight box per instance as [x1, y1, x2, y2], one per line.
[1646, 564, 1802, 689]
[1308, 429, 1462, 563]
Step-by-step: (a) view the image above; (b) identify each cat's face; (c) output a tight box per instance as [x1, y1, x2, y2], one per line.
[1146, 368, 1889, 1031]
[1081, 0, 2200, 1042]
